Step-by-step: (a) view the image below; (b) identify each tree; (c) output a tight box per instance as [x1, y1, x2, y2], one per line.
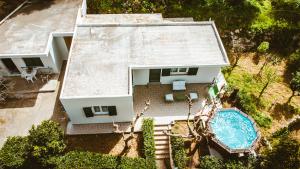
[199, 156, 223, 169]
[257, 41, 270, 76]
[28, 120, 66, 166]
[260, 137, 300, 169]
[112, 100, 150, 155]
[0, 136, 29, 169]
[258, 66, 279, 99]
[288, 71, 300, 103]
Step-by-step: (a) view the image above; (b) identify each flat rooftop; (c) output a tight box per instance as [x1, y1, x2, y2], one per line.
[0, 0, 81, 55]
[62, 14, 229, 98]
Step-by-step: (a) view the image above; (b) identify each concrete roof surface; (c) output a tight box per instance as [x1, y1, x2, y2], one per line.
[0, 0, 81, 55]
[62, 17, 229, 98]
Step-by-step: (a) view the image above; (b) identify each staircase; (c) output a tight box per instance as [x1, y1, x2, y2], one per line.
[154, 124, 171, 168]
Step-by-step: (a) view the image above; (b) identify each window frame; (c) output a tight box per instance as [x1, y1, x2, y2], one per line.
[92, 106, 109, 116]
[170, 67, 189, 75]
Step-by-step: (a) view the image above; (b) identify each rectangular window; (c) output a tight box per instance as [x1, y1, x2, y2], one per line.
[170, 68, 189, 75]
[23, 58, 44, 67]
[93, 106, 109, 116]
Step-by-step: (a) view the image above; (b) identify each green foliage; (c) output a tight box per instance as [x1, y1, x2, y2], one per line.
[288, 49, 300, 71]
[260, 137, 300, 169]
[290, 71, 300, 94]
[55, 151, 147, 169]
[257, 41, 270, 53]
[251, 112, 272, 128]
[0, 136, 29, 169]
[171, 136, 188, 169]
[199, 155, 223, 169]
[118, 156, 147, 169]
[237, 90, 258, 113]
[272, 118, 300, 137]
[224, 160, 246, 169]
[55, 151, 118, 169]
[141, 118, 156, 169]
[28, 120, 66, 166]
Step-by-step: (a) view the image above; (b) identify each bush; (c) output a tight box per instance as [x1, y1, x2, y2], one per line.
[224, 160, 247, 169]
[141, 118, 156, 169]
[118, 156, 147, 169]
[0, 136, 29, 169]
[170, 136, 187, 169]
[251, 112, 272, 128]
[237, 90, 258, 113]
[55, 151, 148, 169]
[199, 155, 223, 169]
[260, 137, 300, 169]
[56, 151, 118, 169]
[28, 120, 66, 166]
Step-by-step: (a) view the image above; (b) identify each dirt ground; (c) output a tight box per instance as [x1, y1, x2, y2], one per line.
[65, 133, 143, 158]
[235, 54, 299, 133]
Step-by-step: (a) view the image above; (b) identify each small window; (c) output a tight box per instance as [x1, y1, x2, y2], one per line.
[23, 58, 44, 67]
[93, 106, 109, 116]
[170, 68, 189, 75]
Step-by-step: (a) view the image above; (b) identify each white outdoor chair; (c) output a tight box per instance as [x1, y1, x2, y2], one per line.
[25, 75, 34, 83]
[189, 92, 198, 101]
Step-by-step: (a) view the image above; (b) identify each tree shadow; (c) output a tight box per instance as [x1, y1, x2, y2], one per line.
[271, 103, 296, 120]
[9, 0, 55, 18]
[252, 53, 260, 65]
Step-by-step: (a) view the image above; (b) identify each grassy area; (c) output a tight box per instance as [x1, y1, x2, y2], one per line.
[224, 53, 300, 137]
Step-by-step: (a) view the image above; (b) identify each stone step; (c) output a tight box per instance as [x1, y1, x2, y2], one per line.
[155, 144, 169, 150]
[154, 126, 169, 131]
[155, 140, 169, 145]
[154, 135, 169, 140]
[156, 154, 170, 159]
[154, 130, 165, 136]
[155, 149, 169, 155]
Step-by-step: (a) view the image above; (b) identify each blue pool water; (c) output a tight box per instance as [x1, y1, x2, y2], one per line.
[210, 110, 257, 149]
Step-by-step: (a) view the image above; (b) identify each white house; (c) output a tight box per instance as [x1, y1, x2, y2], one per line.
[59, 11, 230, 133]
[0, 0, 81, 76]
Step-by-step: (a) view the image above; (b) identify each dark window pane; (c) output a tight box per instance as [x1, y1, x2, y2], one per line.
[188, 68, 198, 75]
[83, 107, 94, 117]
[93, 106, 100, 112]
[101, 106, 108, 112]
[108, 106, 117, 116]
[23, 58, 44, 67]
[162, 69, 171, 76]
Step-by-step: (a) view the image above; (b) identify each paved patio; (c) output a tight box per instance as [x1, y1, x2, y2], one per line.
[0, 74, 61, 147]
[133, 83, 210, 124]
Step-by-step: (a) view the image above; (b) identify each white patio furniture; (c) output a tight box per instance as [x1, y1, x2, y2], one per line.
[172, 80, 186, 91]
[165, 93, 174, 102]
[189, 92, 198, 101]
[25, 75, 34, 83]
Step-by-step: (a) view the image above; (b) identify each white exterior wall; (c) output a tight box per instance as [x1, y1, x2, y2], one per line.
[132, 66, 221, 85]
[132, 69, 149, 85]
[60, 96, 134, 124]
[161, 67, 221, 84]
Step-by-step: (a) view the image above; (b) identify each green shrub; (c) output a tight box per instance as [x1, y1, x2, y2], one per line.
[118, 156, 147, 169]
[28, 120, 66, 166]
[56, 151, 118, 169]
[171, 136, 187, 169]
[237, 90, 258, 114]
[141, 118, 156, 169]
[0, 136, 29, 169]
[251, 112, 272, 128]
[224, 160, 247, 169]
[199, 155, 223, 169]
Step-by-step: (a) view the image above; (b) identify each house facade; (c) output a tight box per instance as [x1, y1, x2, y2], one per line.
[0, 0, 81, 76]
[59, 8, 230, 129]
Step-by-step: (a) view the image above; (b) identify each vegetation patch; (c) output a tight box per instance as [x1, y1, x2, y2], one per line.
[170, 136, 188, 169]
[141, 118, 156, 169]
